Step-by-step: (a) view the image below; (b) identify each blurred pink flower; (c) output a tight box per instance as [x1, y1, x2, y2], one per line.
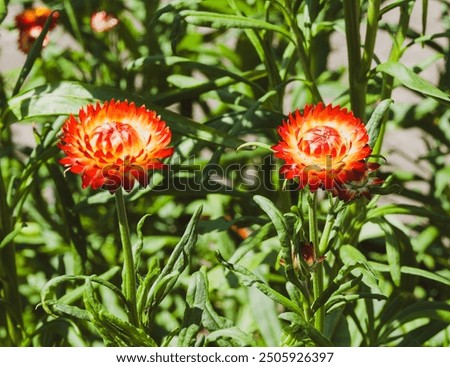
[18, 25, 49, 53]
[91, 11, 119, 33]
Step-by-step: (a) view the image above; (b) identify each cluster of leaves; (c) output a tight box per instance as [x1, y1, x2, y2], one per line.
[0, 0, 449, 346]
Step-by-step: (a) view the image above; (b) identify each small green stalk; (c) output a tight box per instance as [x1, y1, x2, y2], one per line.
[0, 164, 23, 345]
[115, 189, 139, 327]
[373, 1, 414, 156]
[308, 192, 324, 333]
[343, 0, 365, 120]
[318, 195, 341, 255]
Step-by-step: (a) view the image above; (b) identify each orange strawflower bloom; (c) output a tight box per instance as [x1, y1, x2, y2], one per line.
[15, 7, 58, 31]
[90, 11, 119, 33]
[15, 7, 59, 54]
[58, 100, 174, 192]
[272, 103, 374, 197]
[18, 26, 49, 53]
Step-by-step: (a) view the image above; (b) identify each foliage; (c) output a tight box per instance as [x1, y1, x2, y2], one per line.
[0, 0, 449, 347]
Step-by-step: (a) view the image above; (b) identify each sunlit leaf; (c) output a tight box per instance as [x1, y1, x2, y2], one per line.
[2, 82, 244, 149]
[376, 62, 450, 105]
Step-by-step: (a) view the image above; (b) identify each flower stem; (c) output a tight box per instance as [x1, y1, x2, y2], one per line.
[308, 192, 324, 333]
[373, 1, 413, 156]
[114, 189, 139, 327]
[0, 164, 23, 345]
[343, 0, 365, 120]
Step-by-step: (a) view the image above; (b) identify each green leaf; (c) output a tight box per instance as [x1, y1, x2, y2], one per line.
[180, 10, 293, 41]
[216, 251, 331, 346]
[279, 312, 333, 347]
[136, 257, 160, 319]
[2, 82, 244, 149]
[366, 99, 393, 148]
[373, 219, 402, 286]
[0, 0, 8, 25]
[369, 262, 450, 286]
[339, 245, 380, 290]
[380, 1, 417, 16]
[145, 205, 203, 324]
[237, 142, 275, 152]
[312, 262, 366, 313]
[248, 287, 282, 346]
[40, 268, 123, 318]
[326, 293, 387, 314]
[178, 270, 207, 346]
[400, 266, 450, 286]
[205, 327, 255, 346]
[0, 223, 27, 249]
[151, 69, 266, 106]
[133, 214, 151, 270]
[367, 204, 447, 223]
[126, 55, 266, 93]
[83, 279, 157, 346]
[396, 301, 450, 325]
[253, 195, 291, 253]
[397, 321, 448, 346]
[216, 251, 302, 314]
[376, 62, 450, 105]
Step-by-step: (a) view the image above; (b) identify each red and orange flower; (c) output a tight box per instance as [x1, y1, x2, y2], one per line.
[272, 103, 380, 200]
[15, 7, 59, 53]
[90, 11, 119, 33]
[58, 100, 174, 192]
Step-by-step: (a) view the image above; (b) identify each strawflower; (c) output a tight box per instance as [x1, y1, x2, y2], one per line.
[18, 26, 49, 53]
[90, 11, 119, 33]
[58, 100, 174, 192]
[272, 103, 375, 197]
[15, 7, 58, 31]
[15, 7, 59, 54]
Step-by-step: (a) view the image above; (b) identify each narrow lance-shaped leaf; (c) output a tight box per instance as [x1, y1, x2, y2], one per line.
[217, 252, 332, 347]
[12, 10, 59, 95]
[40, 269, 123, 318]
[311, 262, 367, 313]
[83, 278, 157, 347]
[133, 214, 151, 270]
[216, 251, 303, 315]
[1, 82, 244, 149]
[205, 328, 255, 347]
[145, 205, 203, 323]
[253, 195, 291, 257]
[0, 0, 8, 25]
[178, 270, 207, 346]
[370, 262, 450, 287]
[373, 218, 402, 287]
[366, 99, 393, 148]
[180, 10, 294, 41]
[376, 62, 450, 105]
[253, 195, 307, 290]
[0, 223, 27, 249]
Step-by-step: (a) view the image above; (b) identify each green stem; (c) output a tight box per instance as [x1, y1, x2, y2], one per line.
[291, 20, 323, 103]
[308, 192, 324, 333]
[281, 0, 322, 103]
[361, 0, 381, 80]
[372, 1, 413, 156]
[0, 164, 23, 345]
[318, 195, 341, 255]
[114, 189, 139, 327]
[343, 0, 365, 120]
